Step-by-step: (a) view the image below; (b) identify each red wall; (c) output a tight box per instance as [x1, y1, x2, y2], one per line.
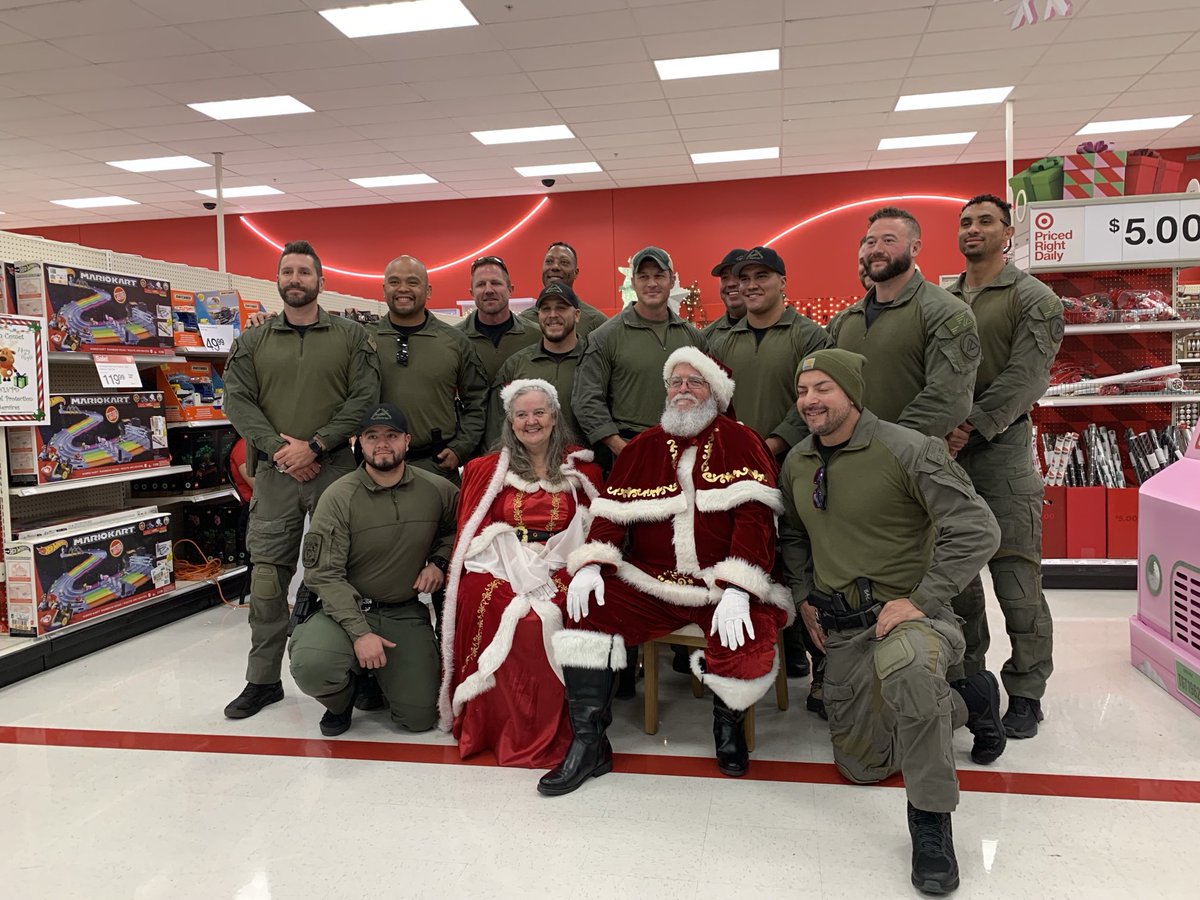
[19, 150, 1200, 320]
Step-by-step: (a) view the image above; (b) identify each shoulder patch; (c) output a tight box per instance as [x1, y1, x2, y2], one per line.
[1049, 317, 1065, 343]
[1038, 296, 1061, 318]
[960, 331, 981, 360]
[945, 308, 973, 336]
[302, 533, 322, 569]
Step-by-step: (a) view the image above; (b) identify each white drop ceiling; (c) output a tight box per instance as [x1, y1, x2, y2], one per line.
[0, 0, 1198, 227]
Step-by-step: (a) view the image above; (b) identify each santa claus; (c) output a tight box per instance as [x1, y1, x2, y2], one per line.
[537, 347, 793, 796]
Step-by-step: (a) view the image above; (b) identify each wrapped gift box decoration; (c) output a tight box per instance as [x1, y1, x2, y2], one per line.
[1155, 158, 1184, 193]
[1125, 149, 1162, 195]
[1063, 150, 1126, 198]
[1008, 156, 1064, 202]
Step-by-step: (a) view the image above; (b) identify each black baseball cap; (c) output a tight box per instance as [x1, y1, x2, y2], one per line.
[711, 248, 749, 277]
[631, 246, 673, 272]
[732, 246, 785, 277]
[536, 281, 580, 308]
[357, 403, 409, 434]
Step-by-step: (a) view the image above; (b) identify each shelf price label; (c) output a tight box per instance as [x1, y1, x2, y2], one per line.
[198, 324, 235, 354]
[1029, 197, 1200, 268]
[92, 354, 141, 389]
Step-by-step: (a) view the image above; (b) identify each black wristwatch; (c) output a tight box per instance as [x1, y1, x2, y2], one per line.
[308, 439, 324, 460]
[427, 555, 450, 575]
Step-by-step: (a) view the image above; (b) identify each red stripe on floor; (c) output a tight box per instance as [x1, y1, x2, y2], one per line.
[1, 725, 1197, 804]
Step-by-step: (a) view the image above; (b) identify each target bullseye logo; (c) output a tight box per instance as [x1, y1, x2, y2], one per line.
[1034, 212, 1054, 230]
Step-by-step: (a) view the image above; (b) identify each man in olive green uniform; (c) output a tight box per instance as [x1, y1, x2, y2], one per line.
[701, 248, 748, 337]
[375, 255, 488, 484]
[947, 194, 1063, 740]
[458, 255, 541, 381]
[778, 349, 1001, 896]
[519, 241, 609, 337]
[289, 403, 457, 736]
[827, 207, 980, 440]
[223, 240, 381, 719]
[487, 281, 586, 446]
[708, 246, 832, 690]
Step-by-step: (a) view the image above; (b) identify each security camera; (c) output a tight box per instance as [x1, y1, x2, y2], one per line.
[202, 201, 217, 210]
[541, 178, 556, 188]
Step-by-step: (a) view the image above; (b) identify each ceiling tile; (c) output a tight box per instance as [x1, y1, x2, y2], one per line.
[180, 12, 337, 51]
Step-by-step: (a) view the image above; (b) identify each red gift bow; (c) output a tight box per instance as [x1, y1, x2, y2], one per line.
[1076, 140, 1113, 153]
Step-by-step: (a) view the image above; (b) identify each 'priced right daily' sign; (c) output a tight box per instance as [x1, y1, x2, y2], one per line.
[1030, 196, 1200, 268]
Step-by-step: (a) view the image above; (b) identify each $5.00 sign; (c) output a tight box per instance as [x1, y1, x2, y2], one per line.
[1028, 196, 1200, 269]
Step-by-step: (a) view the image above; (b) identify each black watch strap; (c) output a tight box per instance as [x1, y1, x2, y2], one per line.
[308, 439, 324, 459]
[428, 555, 450, 574]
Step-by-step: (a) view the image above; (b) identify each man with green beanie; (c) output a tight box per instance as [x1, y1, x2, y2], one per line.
[778, 348, 1002, 897]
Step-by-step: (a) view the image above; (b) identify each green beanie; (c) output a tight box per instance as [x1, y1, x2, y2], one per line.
[795, 348, 867, 410]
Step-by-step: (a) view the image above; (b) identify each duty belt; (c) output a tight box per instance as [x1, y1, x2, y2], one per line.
[358, 596, 418, 613]
[818, 603, 882, 633]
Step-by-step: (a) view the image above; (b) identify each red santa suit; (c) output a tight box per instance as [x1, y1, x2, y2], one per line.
[561, 349, 794, 711]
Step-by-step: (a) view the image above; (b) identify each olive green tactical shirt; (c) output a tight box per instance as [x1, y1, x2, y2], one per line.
[708, 306, 833, 447]
[948, 262, 1064, 442]
[701, 311, 741, 337]
[373, 314, 489, 463]
[486, 339, 587, 447]
[572, 304, 709, 444]
[519, 299, 609, 338]
[303, 465, 457, 640]
[778, 410, 999, 615]
[827, 271, 979, 439]
[457, 310, 542, 382]
[224, 307, 380, 465]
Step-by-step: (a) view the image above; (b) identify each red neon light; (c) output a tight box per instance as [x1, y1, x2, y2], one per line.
[762, 194, 969, 247]
[239, 196, 551, 279]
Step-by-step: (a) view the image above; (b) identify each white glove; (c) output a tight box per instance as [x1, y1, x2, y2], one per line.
[711, 587, 754, 650]
[566, 564, 605, 622]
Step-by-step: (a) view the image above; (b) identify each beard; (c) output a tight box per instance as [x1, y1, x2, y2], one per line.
[866, 249, 912, 283]
[278, 283, 319, 308]
[806, 404, 852, 437]
[661, 395, 719, 437]
[365, 449, 403, 472]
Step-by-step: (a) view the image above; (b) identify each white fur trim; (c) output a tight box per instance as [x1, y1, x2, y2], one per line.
[691, 649, 779, 711]
[552, 630, 627, 670]
[500, 378, 559, 415]
[663, 347, 735, 411]
[695, 480, 784, 516]
[671, 447, 701, 575]
[610, 560, 717, 607]
[711, 557, 774, 603]
[465, 521, 518, 557]
[589, 493, 688, 523]
[567, 541, 623, 575]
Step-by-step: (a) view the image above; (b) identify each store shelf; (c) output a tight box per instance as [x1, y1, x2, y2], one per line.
[179, 346, 231, 358]
[1063, 320, 1200, 336]
[1178, 358, 1200, 364]
[166, 418, 230, 429]
[10, 464, 193, 497]
[132, 486, 239, 505]
[1043, 558, 1135, 590]
[50, 351, 184, 365]
[1038, 393, 1197, 408]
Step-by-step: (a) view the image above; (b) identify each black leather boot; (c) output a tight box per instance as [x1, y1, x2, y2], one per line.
[537, 665, 618, 796]
[1003, 696, 1044, 739]
[950, 670, 1006, 765]
[712, 695, 749, 777]
[907, 802, 960, 895]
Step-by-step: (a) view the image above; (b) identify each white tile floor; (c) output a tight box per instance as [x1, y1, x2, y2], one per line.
[1, 586, 1198, 899]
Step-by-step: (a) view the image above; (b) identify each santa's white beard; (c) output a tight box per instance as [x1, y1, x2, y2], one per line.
[661, 396, 719, 437]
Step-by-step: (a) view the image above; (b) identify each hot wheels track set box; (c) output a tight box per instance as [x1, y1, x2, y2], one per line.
[155, 361, 226, 422]
[170, 289, 261, 349]
[6, 392, 170, 486]
[17, 262, 174, 354]
[4, 511, 174, 636]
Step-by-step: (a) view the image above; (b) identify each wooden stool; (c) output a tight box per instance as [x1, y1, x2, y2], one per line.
[642, 623, 788, 752]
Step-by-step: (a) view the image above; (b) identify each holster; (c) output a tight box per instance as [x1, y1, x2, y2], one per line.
[287, 585, 321, 636]
[809, 578, 882, 633]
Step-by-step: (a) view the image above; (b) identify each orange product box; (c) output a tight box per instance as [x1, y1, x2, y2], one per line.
[155, 361, 227, 422]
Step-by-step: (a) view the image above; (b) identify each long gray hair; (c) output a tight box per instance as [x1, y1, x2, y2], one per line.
[500, 381, 576, 485]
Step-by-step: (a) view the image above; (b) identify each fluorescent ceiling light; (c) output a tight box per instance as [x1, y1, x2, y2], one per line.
[188, 95, 313, 121]
[691, 146, 779, 165]
[196, 186, 284, 198]
[350, 174, 438, 187]
[877, 131, 976, 150]
[515, 162, 602, 177]
[654, 49, 779, 81]
[107, 155, 210, 173]
[895, 86, 1013, 111]
[1077, 115, 1191, 135]
[320, 0, 478, 38]
[52, 196, 140, 209]
[472, 125, 574, 145]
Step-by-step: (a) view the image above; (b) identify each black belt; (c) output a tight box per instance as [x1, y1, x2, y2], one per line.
[818, 603, 882, 633]
[515, 526, 555, 542]
[358, 596, 419, 613]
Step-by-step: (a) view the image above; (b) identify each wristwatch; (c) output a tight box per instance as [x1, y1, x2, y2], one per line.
[427, 555, 450, 575]
[308, 439, 324, 460]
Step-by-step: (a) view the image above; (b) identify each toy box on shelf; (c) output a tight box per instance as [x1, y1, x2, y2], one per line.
[154, 361, 226, 422]
[16, 263, 174, 355]
[6, 392, 170, 486]
[4, 510, 173, 637]
[132, 425, 236, 495]
[170, 289, 261, 350]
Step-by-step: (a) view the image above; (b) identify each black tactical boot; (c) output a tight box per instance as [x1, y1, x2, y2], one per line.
[1003, 695, 1044, 739]
[806, 648, 827, 720]
[950, 670, 1007, 765]
[671, 644, 691, 674]
[907, 802, 960, 895]
[712, 695, 749, 777]
[354, 672, 386, 711]
[786, 653, 811, 679]
[537, 665, 618, 796]
[319, 673, 359, 737]
[223, 681, 283, 719]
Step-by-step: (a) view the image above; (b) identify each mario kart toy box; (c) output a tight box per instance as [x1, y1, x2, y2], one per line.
[6, 392, 170, 486]
[4, 511, 174, 637]
[15, 262, 173, 354]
